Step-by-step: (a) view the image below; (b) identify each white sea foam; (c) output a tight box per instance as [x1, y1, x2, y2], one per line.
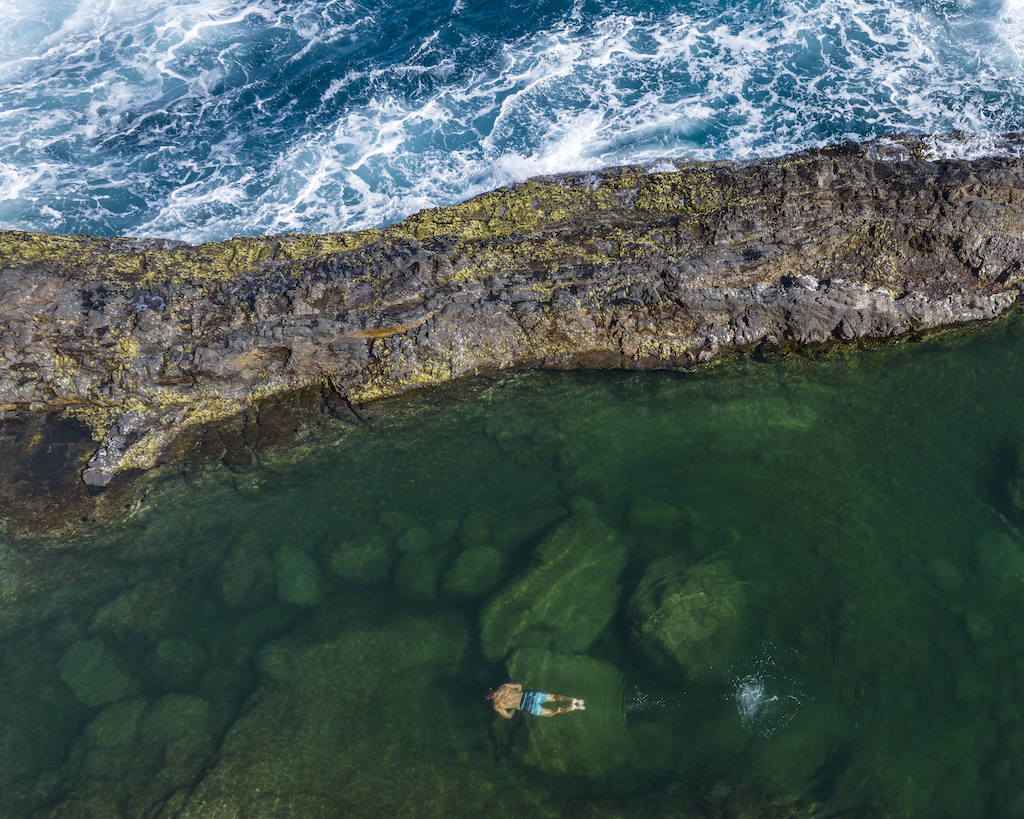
[923, 131, 1024, 159]
[1, 0, 1023, 241]
[997, 0, 1024, 64]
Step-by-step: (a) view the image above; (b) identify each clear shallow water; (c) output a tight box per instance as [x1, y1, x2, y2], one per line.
[1, 0, 1023, 241]
[4, 315, 1024, 817]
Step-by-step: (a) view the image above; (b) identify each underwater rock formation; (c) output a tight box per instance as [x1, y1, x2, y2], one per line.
[57, 639, 141, 708]
[442, 545, 506, 597]
[479, 514, 627, 663]
[2, 134, 1024, 527]
[500, 647, 635, 781]
[628, 557, 746, 681]
[167, 612, 512, 819]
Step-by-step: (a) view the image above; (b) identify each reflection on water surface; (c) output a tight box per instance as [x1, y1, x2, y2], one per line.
[5, 312, 1024, 818]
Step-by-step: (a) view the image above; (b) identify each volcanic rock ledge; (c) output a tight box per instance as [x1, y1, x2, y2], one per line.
[2, 134, 1024, 493]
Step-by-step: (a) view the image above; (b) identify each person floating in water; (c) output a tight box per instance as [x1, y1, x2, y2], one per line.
[484, 682, 585, 718]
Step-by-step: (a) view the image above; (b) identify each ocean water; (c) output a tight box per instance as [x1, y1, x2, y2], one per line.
[1, 0, 1023, 242]
[5, 2, 1024, 818]
[4, 313, 1024, 817]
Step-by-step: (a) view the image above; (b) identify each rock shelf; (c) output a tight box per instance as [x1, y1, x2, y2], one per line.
[2, 134, 1024, 533]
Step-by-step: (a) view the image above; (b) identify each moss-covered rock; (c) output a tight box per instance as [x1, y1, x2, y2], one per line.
[395, 553, 440, 602]
[443, 546, 506, 598]
[275, 545, 326, 607]
[491, 504, 566, 553]
[501, 648, 635, 781]
[479, 515, 627, 663]
[395, 525, 433, 553]
[144, 637, 209, 692]
[72, 693, 222, 817]
[628, 557, 746, 681]
[329, 535, 395, 584]
[138, 694, 221, 801]
[90, 577, 182, 645]
[215, 542, 275, 609]
[82, 696, 149, 780]
[58, 638, 142, 708]
[173, 612, 518, 818]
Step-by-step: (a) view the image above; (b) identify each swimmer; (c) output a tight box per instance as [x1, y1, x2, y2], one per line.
[483, 682, 585, 718]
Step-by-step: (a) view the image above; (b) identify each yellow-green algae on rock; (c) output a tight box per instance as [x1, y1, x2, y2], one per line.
[2, 135, 1024, 512]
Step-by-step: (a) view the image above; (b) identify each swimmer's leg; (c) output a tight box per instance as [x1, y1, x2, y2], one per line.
[540, 694, 585, 715]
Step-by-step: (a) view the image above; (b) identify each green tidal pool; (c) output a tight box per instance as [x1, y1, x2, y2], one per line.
[5, 311, 1024, 819]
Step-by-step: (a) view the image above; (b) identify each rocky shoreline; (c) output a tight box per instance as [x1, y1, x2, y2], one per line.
[2, 133, 1024, 536]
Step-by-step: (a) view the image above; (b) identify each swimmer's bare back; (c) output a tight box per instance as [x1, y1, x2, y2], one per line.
[484, 683, 586, 718]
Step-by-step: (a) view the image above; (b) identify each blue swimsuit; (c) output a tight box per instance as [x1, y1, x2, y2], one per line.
[520, 691, 548, 716]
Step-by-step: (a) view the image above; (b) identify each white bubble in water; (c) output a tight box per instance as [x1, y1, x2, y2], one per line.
[729, 642, 805, 737]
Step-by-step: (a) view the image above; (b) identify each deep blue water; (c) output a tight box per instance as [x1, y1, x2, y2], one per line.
[1, 0, 1023, 241]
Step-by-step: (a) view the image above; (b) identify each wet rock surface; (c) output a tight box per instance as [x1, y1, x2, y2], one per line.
[3, 135, 1024, 534]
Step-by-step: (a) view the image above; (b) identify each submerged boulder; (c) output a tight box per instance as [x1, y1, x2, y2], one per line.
[479, 515, 627, 663]
[90, 577, 182, 645]
[975, 530, 1024, 599]
[442, 546, 506, 598]
[500, 648, 635, 781]
[394, 553, 440, 602]
[171, 613, 512, 818]
[491, 504, 567, 553]
[628, 557, 746, 681]
[275, 546, 325, 607]
[72, 693, 222, 817]
[58, 638, 141, 708]
[329, 535, 395, 584]
[395, 525, 433, 554]
[215, 542, 275, 609]
[143, 637, 209, 692]
[627, 498, 681, 534]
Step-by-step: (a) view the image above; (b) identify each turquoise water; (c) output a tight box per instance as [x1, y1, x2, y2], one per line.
[5, 314, 1024, 817]
[2, 0, 1024, 241]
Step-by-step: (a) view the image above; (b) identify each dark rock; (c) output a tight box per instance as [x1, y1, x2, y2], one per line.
[3, 135, 1024, 534]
